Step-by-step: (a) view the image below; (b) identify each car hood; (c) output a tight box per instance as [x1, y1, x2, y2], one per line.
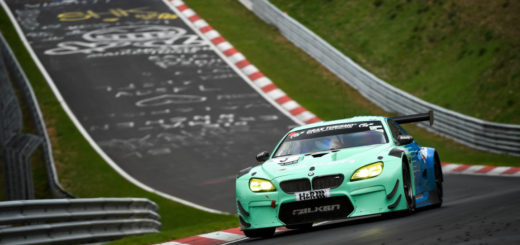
[259, 144, 392, 180]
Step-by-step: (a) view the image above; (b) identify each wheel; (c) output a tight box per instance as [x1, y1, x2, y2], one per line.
[243, 227, 276, 238]
[286, 223, 313, 230]
[402, 160, 416, 214]
[432, 157, 443, 208]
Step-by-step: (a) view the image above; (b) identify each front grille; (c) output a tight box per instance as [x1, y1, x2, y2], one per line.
[312, 174, 344, 190]
[280, 178, 311, 194]
[279, 196, 353, 225]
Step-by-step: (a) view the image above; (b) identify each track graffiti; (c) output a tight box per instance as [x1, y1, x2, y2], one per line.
[44, 25, 206, 55]
[4, 0, 297, 212]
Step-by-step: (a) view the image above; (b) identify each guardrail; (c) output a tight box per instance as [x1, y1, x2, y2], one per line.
[0, 33, 72, 199]
[240, 0, 520, 156]
[0, 198, 161, 244]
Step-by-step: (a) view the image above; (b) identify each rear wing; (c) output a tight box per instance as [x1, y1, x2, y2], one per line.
[391, 110, 434, 126]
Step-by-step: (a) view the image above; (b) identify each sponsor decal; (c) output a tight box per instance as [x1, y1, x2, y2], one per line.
[288, 131, 304, 139]
[370, 125, 384, 133]
[292, 204, 341, 216]
[295, 189, 330, 201]
[280, 160, 298, 166]
[276, 155, 299, 166]
[358, 122, 375, 128]
[420, 148, 428, 161]
[305, 123, 355, 135]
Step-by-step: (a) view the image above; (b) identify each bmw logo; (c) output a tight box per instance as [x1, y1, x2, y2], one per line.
[308, 171, 314, 176]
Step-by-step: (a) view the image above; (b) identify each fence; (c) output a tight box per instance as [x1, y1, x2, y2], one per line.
[0, 33, 72, 199]
[241, 0, 520, 156]
[0, 198, 161, 244]
[0, 33, 161, 244]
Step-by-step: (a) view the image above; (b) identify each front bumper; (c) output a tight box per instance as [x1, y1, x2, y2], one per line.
[236, 161, 407, 229]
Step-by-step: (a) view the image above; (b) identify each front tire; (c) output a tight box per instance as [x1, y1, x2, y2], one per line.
[402, 160, 416, 214]
[243, 227, 275, 238]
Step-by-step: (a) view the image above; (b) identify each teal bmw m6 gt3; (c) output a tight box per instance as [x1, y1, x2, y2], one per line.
[236, 112, 443, 238]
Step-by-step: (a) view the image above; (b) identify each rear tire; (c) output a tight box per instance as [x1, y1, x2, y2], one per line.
[243, 227, 275, 238]
[432, 156, 443, 208]
[402, 160, 416, 214]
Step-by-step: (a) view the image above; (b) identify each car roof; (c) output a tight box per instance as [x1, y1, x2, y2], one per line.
[290, 116, 387, 132]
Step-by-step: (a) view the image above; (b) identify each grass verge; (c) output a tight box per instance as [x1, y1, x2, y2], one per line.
[184, 0, 519, 166]
[271, 0, 520, 124]
[0, 5, 238, 245]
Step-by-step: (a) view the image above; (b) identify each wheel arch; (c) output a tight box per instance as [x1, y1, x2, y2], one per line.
[400, 154, 416, 196]
[433, 150, 443, 182]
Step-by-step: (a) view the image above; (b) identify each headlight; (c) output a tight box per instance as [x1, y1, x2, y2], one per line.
[351, 162, 383, 181]
[249, 178, 276, 192]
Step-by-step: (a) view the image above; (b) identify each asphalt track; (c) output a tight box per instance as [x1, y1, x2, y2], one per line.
[232, 174, 520, 245]
[3, 0, 298, 212]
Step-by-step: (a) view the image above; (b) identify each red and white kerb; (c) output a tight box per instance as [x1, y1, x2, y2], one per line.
[442, 163, 520, 177]
[167, 0, 321, 125]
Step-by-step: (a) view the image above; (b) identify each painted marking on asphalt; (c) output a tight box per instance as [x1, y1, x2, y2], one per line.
[461, 165, 485, 174]
[1, 0, 227, 215]
[442, 163, 520, 177]
[158, 227, 294, 245]
[452, 164, 472, 172]
[476, 165, 496, 174]
[199, 231, 245, 241]
[166, 0, 320, 126]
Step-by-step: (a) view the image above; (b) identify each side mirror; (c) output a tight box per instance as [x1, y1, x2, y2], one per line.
[256, 151, 270, 163]
[397, 135, 414, 145]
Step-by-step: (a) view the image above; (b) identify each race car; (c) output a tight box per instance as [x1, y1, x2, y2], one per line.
[235, 112, 443, 238]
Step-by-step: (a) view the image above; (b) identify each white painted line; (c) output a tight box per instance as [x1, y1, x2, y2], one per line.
[192, 19, 208, 29]
[461, 165, 484, 174]
[440, 164, 520, 177]
[1, 0, 226, 215]
[158, 242, 188, 245]
[296, 111, 316, 122]
[242, 64, 259, 75]
[281, 101, 299, 111]
[199, 231, 245, 241]
[181, 8, 195, 18]
[204, 30, 220, 40]
[266, 89, 285, 100]
[486, 166, 510, 176]
[441, 164, 460, 173]
[228, 53, 246, 64]
[171, 0, 184, 7]
[252, 77, 272, 88]
[163, 0, 304, 125]
[221, 237, 249, 245]
[216, 42, 233, 52]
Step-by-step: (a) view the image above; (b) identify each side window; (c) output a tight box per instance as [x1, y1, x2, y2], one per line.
[387, 120, 400, 143]
[387, 119, 407, 144]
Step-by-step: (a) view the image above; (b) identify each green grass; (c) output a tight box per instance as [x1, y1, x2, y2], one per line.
[0, 5, 238, 245]
[271, 0, 520, 124]
[183, 0, 519, 166]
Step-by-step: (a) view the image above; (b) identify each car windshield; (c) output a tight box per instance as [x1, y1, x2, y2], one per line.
[273, 121, 388, 157]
